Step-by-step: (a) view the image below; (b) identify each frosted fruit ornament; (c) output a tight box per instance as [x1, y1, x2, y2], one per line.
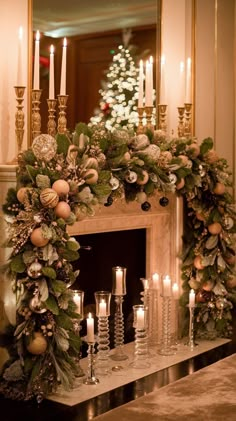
[54, 201, 71, 219]
[30, 228, 49, 247]
[40, 188, 59, 208]
[84, 168, 98, 184]
[17, 187, 30, 203]
[52, 179, 70, 196]
[27, 332, 48, 355]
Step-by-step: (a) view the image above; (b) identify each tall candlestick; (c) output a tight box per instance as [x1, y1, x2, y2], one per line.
[17, 26, 23, 86]
[185, 57, 192, 103]
[33, 31, 40, 90]
[172, 282, 179, 300]
[160, 55, 166, 104]
[136, 307, 145, 329]
[86, 312, 94, 342]
[138, 60, 144, 108]
[49, 45, 55, 99]
[179, 61, 185, 106]
[162, 275, 171, 297]
[189, 289, 195, 307]
[145, 60, 152, 106]
[60, 37, 67, 95]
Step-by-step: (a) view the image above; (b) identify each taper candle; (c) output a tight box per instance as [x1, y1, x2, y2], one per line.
[17, 26, 23, 86]
[86, 312, 94, 342]
[49, 45, 55, 99]
[185, 57, 192, 103]
[189, 289, 195, 307]
[179, 61, 185, 106]
[116, 268, 124, 295]
[60, 37, 67, 95]
[33, 30, 40, 90]
[138, 60, 144, 108]
[160, 55, 166, 104]
[145, 60, 152, 106]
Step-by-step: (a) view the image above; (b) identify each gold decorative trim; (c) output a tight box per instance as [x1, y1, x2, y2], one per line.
[27, 0, 33, 147]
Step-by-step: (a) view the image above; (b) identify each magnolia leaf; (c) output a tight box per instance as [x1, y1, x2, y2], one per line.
[56, 133, 71, 156]
[52, 280, 67, 296]
[36, 174, 51, 189]
[202, 251, 217, 266]
[10, 254, 26, 273]
[58, 294, 69, 310]
[41, 224, 53, 240]
[213, 281, 227, 296]
[65, 212, 77, 225]
[42, 266, 57, 280]
[217, 255, 226, 271]
[55, 312, 73, 330]
[38, 278, 49, 301]
[60, 249, 80, 262]
[42, 243, 59, 264]
[14, 321, 27, 339]
[23, 250, 36, 265]
[200, 137, 214, 155]
[66, 240, 80, 251]
[45, 295, 59, 315]
[205, 235, 218, 250]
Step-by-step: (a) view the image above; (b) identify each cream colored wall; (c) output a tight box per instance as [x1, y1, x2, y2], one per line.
[0, 0, 29, 164]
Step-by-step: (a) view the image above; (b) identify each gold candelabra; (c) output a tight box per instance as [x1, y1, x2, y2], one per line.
[184, 103, 192, 138]
[177, 107, 185, 138]
[57, 95, 68, 134]
[158, 104, 167, 132]
[31, 89, 42, 141]
[9, 86, 26, 164]
[145, 106, 154, 132]
[137, 107, 144, 134]
[47, 99, 57, 137]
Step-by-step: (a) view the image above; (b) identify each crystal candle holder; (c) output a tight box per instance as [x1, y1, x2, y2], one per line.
[110, 266, 128, 362]
[185, 304, 198, 350]
[95, 291, 111, 376]
[140, 276, 160, 347]
[83, 313, 99, 385]
[158, 275, 176, 356]
[130, 304, 150, 369]
[72, 289, 84, 377]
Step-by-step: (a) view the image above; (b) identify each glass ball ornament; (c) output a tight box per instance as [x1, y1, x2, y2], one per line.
[29, 295, 47, 314]
[27, 261, 43, 279]
[125, 170, 138, 183]
[32, 134, 57, 162]
[141, 201, 151, 211]
[159, 197, 169, 207]
[110, 176, 119, 190]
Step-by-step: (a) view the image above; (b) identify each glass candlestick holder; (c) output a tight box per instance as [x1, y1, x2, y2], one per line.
[83, 340, 99, 385]
[110, 266, 128, 362]
[95, 291, 111, 376]
[185, 305, 198, 349]
[130, 305, 150, 369]
[158, 275, 176, 356]
[72, 290, 84, 377]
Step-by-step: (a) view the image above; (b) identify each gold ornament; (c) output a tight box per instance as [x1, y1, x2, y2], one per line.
[40, 188, 59, 208]
[32, 134, 57, 162]
[137, 170, 149, 185]
[208, 222, 222, 235]
[54, 201, 71, 219]
[193, 255, 204, 270]
[27, 332, 47, 355]
[17, 187, 29, 203]
[213, 182, 226, 195]
[30, 227, 49, 247]
[52, 179, 70, 196]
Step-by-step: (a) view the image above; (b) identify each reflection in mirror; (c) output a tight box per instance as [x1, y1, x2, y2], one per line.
[32, 0, 160, 133]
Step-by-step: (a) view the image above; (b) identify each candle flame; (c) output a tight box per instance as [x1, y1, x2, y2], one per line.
[36, 30, 40, 41]
[161, 55, 166, 65]
[180, 61, 184, 72]
[187, 57, 191, 67]
[50, 45, 54, 54]
[63, 37, 67, 47]
[18, 26, 23, 40]
[149, 55, 153, 64]
[87, 312, 93, 319]
[139, 59, 143, 68]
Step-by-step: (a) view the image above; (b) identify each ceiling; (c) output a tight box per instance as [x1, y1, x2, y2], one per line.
[33, 0, 157, 38]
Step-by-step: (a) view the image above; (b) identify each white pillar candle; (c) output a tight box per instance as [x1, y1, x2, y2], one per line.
[136, 308, 145, 329]
[116, 268, 124, 295]
[152, 272, 160, 289]
[160, 55, 166, 104]
[138, 59, 144, 108]
[189, 289, 195, 307]
[163, 275, 171, 296]
[73, 292, 81, 314]
[17, 26, 23, 86]
[185, 57, 192, 103]
[33, 30, 40, 90]
[60, 37, 67, 95]
[49, 45, 55, 99]
[99, 299, 106, 317]
[179, 61, 185, 106]
[86, 312, 94, 342]
[172, 282, 179, 300]
[145, 60, 152, 106]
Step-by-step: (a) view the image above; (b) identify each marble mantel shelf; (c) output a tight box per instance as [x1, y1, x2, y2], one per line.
[48, 338, 230, 407]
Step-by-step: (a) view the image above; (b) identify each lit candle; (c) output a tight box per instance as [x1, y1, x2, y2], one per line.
[160, 55, 166, 104]
[86, 312, 94, 342]
[116, 268, 124, 295]
[152, 272, 160, 289]
[73, 292, 81, 315]
[99, 299, 106, 317]
[172, 282, 179, 300]
[163, 275, 171, 296]
[149, 55, 153, 103]
[185, 57, 192, 103]
[136, 307, 145, 329]
[138, 60, 144, 108]
[33, 30, 40, 90]
[189, 289, 195, 307]
[145, 60, 152, 106]
[49, 45, 55, 99]
[17, 26, 23, 86]
[60, 37, 67, 95]
[179, 61, 185, 106]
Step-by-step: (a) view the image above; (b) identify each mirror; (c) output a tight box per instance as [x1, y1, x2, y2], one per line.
[32, 0, 161, 133]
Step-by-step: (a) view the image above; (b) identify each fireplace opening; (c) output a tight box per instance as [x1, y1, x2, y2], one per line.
[72, 228, 146, 346]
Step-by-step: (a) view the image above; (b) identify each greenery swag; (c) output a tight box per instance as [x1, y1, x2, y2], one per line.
[0, 122, 235, 401]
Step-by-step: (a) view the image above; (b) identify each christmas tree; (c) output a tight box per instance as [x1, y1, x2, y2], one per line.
[90, 44, 140, 131]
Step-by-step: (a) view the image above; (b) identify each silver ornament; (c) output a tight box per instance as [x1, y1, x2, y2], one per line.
[29, 295, 47, 313]
[125, 171, 138, 183]
[223, 216, 234, 230]
[169, 174, 177, 184]
[110, 176, 119, 190]
[32, 134, 57, 162]
[27, 261, 43, 279]
[199, 164, 206, 177]
[150, 173, 158, 183]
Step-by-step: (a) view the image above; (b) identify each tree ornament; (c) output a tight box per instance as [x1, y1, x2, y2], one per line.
[110, 176, 119, 190]
[202, 280, 214, 291]
[17, 187, 29, 203]
[132, 134, 150, 150]
[193, 255, 204, 270]
[159, 197, 169, 207]
[137, 170, 149, 185]
[223, 216, 234, 230]
[27, 260, 43, 279]
[40, 188, 59, 208]
[26, 332, 48, 355]
[30, 228, 49, 247]
[104, 195, 113, 207]
[136, 191, 147, 204]
[176, 178, 185, 190]
[141, 201, 151, 211]
[54, 201, 71, 219]
[125, 170, 137, 183]
[84, 168, 99, 184]
[169, 174, 177, 184]
[52, 180, 70, 196]
[196, 291, 206, 303]
[213, 182, 226, 195]
[29, 295, 47, 314]
[208, 222, 222, 235]
[32, 134, 57, 162]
